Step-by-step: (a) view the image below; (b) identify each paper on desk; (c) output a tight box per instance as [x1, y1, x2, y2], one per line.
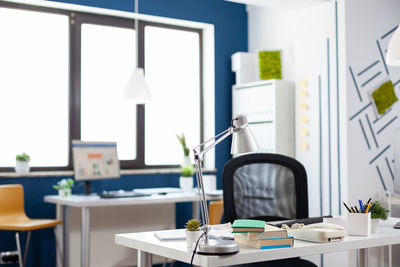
[209, 223, 234, 240]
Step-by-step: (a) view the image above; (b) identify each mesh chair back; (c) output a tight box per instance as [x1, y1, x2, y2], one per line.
[223, 153, 308, 223]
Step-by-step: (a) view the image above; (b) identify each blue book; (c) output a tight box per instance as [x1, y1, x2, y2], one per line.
[234, 235, 294, 249]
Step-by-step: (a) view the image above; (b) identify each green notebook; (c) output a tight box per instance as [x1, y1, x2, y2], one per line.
[232, 219, 265, 233]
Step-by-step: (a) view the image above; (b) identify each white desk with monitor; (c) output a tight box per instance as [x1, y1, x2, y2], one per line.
[115, 217, 400, 267]
[44, 189, 222, 267]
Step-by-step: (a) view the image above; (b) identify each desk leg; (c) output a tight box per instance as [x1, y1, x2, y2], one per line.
[138, 250, 152, 267]
[63, 206, 70, 267]
[192, 201, 199, 219]
[81, 207, 90, 267]
[359, 248, 368, 267]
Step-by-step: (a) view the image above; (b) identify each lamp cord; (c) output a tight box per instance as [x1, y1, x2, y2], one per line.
[190, 232, 205, 267]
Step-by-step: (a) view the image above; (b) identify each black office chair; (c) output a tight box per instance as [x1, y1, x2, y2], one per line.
[222, 153, 316, 267]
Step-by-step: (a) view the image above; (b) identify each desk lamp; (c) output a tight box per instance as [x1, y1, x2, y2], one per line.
[193, 114, 259, 254]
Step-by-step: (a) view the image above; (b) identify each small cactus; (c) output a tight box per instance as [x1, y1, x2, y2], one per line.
[185, 219, 201, 231]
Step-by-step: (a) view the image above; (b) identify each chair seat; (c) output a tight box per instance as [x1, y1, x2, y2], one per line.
[0, 217, 61, 231]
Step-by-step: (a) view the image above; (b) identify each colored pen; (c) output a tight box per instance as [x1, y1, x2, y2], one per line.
[364, 203, 370, 213]
[343, 201, 352, 213]
[366, 198, 372, 205]
[354, 206, 360, 213]
[350, 207, 355, 213]
[359, 200, 364, 213]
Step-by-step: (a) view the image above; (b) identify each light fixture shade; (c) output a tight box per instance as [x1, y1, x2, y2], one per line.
[386, 25, 400, 66]
[123, 68, 151, 103]
[231, 115, 259, 154]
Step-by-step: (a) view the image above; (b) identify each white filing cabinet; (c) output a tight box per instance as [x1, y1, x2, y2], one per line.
[232, 79, 294, 157]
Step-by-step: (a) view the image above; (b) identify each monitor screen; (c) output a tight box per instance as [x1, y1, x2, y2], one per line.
[72, 140, 120, 181]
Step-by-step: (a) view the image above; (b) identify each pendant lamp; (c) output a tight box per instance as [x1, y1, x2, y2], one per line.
[122, 0, 151, 103]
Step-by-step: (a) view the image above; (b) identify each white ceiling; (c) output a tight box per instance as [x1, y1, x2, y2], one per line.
[226, 0, 330, 10]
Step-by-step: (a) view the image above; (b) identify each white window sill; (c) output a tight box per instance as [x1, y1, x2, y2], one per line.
[0, 168, 217, 178]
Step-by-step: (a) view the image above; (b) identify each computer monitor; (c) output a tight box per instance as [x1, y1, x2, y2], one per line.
[72, 140, 120, 194]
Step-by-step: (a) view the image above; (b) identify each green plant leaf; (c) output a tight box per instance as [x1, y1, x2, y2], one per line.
[370, 201, 389, 220]
[181, 165, 195, 177]
[16, 152, 30, 162]
[177, 133, 190, 157]
[185, 218, 201, 231]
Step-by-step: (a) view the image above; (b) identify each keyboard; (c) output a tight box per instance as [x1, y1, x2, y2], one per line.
[98, 190, 150, 199]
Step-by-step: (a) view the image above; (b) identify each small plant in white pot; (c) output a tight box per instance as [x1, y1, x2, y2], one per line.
[370, 200, 389, 233]
[177, 133, 191, 167]
[185, 219, 202, 249]
[53, 178, 74, 197]
[15, 152, 30, 174]
[180, 166, 195, 192]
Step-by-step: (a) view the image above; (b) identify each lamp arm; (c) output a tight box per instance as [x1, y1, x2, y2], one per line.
[193, 126, 234, 240]
[193, 127, 233, 161]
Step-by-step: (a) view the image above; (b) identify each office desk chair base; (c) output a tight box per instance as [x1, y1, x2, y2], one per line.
[197, 239, 239, 255]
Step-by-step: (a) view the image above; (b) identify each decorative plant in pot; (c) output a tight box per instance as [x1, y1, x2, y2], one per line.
[370, 200, 389, 233]
[15, 152, 30, 174]
[184, 218, 202, 249]
[180, 165, 195, 192]
[177, 133, 195, 192]
[177, 133, 191, 167]
[53, 178, 74, 197]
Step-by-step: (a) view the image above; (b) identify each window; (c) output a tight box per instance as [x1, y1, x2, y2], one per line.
[80, 23, 137, 161]
[0, 7, 69, 168]
[0, 3, 203, 170]
[144, 24, 201, 166]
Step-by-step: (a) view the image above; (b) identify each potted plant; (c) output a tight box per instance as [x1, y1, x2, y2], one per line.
[53, 178, 74, 197]
[185, 218, 202, 248]
[180, 165, 195, 192]
[15, 152, 30, 174]
[370, 200, 389, 233]
[176, 133, 191, 167]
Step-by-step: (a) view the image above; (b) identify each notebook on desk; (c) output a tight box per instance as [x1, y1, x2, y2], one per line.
[154, 229, 186, 240]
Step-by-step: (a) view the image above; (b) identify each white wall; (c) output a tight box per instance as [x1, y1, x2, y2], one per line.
[247, 6, 295, 81]
[247, 2, 346, 266]
[343, 0, 400, 265]
[247, 0, 400, 266]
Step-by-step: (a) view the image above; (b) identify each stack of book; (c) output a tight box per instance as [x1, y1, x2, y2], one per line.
[232, 219, 293, 249]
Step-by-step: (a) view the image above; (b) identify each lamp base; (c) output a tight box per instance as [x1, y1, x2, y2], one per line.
[197, 239, 239, 255]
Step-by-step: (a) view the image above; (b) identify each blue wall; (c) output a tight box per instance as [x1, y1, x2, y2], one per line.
[0, 1, 247, 266]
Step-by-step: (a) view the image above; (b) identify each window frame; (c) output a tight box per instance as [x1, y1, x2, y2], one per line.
[0, 1, 204, 171]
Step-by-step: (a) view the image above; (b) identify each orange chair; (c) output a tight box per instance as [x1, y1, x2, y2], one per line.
[0, 184, 61, 267]
[209, 199, 224, 225]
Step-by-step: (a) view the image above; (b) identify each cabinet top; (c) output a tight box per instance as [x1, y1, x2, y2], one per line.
[233, 79, 293, 90]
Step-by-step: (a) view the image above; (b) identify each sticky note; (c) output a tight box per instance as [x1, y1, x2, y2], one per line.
[300, 78, 308, 87]
[300, 141, 309, 150]
[300, 89, 308, 98]
[301, 128, 309, 137]
[300, 102, 309, 110]
[300, 115, 309, 123]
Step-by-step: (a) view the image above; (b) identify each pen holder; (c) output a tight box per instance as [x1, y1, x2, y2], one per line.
[347, 212, 371, 236]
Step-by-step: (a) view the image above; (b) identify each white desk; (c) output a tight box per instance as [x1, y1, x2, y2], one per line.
[115, 218, 400, 267]
[44, 190, 222, 267]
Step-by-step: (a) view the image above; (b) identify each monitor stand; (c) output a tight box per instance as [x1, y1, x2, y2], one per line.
[84, 181, 92, 195]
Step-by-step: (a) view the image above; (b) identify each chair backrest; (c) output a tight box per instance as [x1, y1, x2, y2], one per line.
[222, 153, 309, 223]
[0, 184, 26, 217]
